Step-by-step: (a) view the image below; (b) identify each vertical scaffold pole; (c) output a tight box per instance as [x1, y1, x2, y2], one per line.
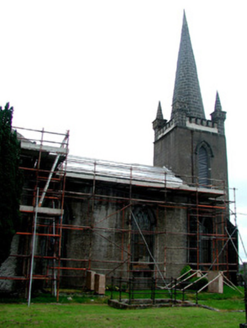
[28, 188, 39, 307]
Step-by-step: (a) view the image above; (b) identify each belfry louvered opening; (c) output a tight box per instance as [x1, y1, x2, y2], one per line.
[198, 146, 209, 186]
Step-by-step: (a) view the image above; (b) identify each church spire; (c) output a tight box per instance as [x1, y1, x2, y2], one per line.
[156, 101, 164, 120]
[171, 11, 205, 120]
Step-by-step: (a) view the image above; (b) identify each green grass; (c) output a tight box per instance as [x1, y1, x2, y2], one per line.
[0, 304, 245, 328]
[0, 286, 246, 327]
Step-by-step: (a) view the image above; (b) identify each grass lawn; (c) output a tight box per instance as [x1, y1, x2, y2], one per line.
[0, 303, 245, 328]
[0, 286, 246, 327]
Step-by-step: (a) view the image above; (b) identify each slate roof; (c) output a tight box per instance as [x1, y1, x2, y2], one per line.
[171, 11, 205, 119]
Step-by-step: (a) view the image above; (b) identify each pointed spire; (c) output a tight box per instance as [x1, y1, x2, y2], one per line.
[156, 101, 163, 120]
[153, 101, 166, 134]
[214, 91, 222, 112]
[211, 91, 226, 135]
[171, 11, 205, 120]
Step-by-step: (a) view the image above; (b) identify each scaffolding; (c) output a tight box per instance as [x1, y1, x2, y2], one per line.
[0, 127, 238, 300]
[0, 127, 69, 299]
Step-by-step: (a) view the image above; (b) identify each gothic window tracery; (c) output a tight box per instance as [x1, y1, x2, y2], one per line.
[131, 206, 156, 278]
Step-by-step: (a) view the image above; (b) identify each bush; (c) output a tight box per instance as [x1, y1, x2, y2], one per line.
[189, 277, 208, 291]
[180, 265, 192, 279]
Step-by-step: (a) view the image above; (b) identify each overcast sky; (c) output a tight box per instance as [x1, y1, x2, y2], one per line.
[0, 0, 246, 261]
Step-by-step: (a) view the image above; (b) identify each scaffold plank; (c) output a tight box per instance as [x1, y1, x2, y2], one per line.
[21, 141, 67, 155]
[20, 205, 64, 215]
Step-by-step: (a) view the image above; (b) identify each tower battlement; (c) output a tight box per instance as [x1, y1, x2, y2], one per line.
[186, 117, 218, 133]
[154, 116, 219, 142]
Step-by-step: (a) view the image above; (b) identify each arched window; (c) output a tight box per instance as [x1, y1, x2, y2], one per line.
[131, 206, 156, 279]
[188, 213, 213, 270]
[195, 141, 213, 187]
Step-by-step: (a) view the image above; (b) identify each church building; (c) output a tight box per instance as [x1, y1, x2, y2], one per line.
[0, 12, 238, 295]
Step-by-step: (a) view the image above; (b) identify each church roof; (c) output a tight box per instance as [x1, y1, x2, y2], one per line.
[171, 11, 205, 119]
[66, 155, 183, 188]
[65, 155, 224, 195]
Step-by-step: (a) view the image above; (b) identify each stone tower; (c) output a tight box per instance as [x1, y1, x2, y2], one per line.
[153, 12, 228, 191]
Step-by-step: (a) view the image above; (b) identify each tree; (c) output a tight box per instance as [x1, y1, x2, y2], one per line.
[0, 103, 22, 264]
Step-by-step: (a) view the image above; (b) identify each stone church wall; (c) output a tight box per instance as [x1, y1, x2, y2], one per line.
[155, 198, 188, 280]
[62, 181, 189, 287]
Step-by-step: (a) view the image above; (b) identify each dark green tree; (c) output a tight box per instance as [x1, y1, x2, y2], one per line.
[0, 103, 22, 264]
